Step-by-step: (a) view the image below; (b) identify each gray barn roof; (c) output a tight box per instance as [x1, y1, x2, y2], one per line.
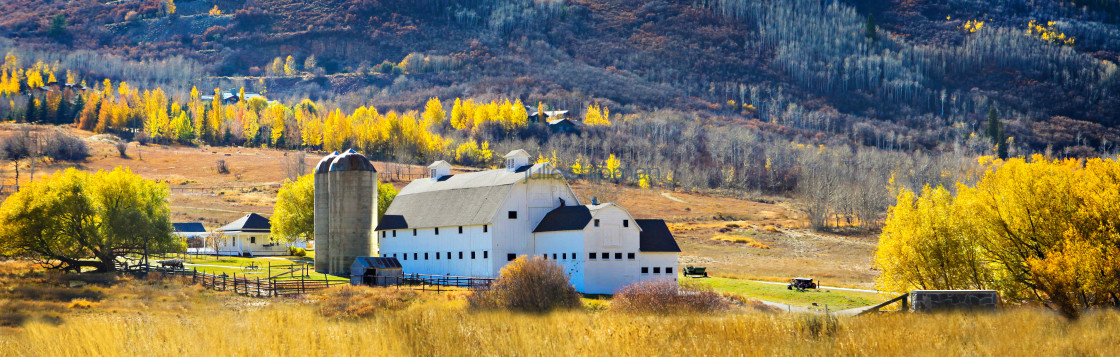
[375, 163, 559, 230]
[636, 219, 681, 252]
[351, 257, 402, 270]
[216, 213, 271, 233]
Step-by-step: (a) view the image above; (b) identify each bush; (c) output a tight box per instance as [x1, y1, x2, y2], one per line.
[288, 246, 306, 257]
[41, 130, 90, 161]
[317, 285, 420, 318]
[611, 279, 729, 314]
[467, 256, 581, 313]
[797, 314, 841, 339]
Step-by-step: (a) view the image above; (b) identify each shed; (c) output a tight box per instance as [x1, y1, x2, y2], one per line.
[350, 257, 404, 286]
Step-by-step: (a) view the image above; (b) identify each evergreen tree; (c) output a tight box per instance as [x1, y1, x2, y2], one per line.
[24, 96, 36, 123]
[864, 15, 877, 41]
[72, 93, 85, 124]
[55, 93, 70, 124]
[986, 106, 1008, 159]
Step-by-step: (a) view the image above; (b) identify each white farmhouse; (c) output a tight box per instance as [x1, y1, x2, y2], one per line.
[212, 213, 289, 256]
[375, 149, 680, 294]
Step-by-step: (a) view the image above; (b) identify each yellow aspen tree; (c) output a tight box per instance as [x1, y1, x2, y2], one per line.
[422, 97, 446, 128]
[605, 154, 621, 180]
[510, 99, 528, 128]
[450, 98, 466, 130]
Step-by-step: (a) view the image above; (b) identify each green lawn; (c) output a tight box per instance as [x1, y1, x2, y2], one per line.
[687, 276, 884, 311]
[155, 254, 345, 281]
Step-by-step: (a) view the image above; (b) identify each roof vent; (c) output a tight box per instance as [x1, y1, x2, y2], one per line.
[503, 149, 530, 171]
[428, 160, 451, 180]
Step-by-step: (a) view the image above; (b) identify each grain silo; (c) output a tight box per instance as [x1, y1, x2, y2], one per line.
[326, 149, 378, 275]
[312, 151, 339, 274]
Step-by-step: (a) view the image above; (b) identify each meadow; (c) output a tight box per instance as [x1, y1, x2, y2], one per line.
[2, 261, 1118, 356]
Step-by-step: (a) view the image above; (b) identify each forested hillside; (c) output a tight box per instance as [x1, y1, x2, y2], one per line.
[1, 0, 1119, 230]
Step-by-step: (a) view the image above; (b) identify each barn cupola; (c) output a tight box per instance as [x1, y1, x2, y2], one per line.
[503, 149, 531, 171]
[428, 160, 452, 180]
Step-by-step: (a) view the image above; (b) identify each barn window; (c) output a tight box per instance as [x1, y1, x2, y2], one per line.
[483, 251, 489, 259]
[594, 219, 600, 227]
[459, 252, 463, 259]
[627, 253, 635, 260]
[666, 267, 674, 274]
[412, 229, 417, 236]
[601, 252, 609, 260]
[381, 231, 386, 238]
[507, 253, 516, 261]
[615, 253, 622, 260]
[623, 220, 629, 227]
[589, 253, 597, 260]
[403, 254, 407, 261]
[483, 225, 488, 232]
[458, 226, 463, 234]
[250, 237, 256, 244]
[653, 267, 661, 274]
[447, 252, 451, 259]
[471, 251, 476, 259]
[392, 230, 397, 237]
[436, 252, 440, 259]
[435, 227, 439, 235]
[552, 253, 557, 260]
[508, 211, 517, 219]
[424, 253, 429, 260]
[413, 253, 418, 260]
[641, 267, 648, 274]
[562, 253, 567, 259]
[572, 252, 577, 260]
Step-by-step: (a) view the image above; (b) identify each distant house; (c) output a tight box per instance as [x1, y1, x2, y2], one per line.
[547, 118, 581, 133]
[200, 92, 265, 105]
[212, 213, 288, 256]
[528, 108, 569, 123]
[173, 222, 208, 248]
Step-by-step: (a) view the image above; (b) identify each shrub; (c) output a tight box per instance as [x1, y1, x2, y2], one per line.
[67, 298, 100, 309]
[611, 279, 729, 314]
[318, 285, 419, 318]
[215, 159, 229, 174]
[41, 130, 90, 161]
[114, 140, 129, 158]
[289, 246, 306, 257]
[467, 256, 581, 313]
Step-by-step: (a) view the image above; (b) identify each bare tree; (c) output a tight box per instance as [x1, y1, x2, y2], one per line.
[282, 151, 307, 181]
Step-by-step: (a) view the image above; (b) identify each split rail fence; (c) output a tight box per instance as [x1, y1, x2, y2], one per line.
[176, 268, 348, 297]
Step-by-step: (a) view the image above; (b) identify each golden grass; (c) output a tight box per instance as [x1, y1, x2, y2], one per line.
[2, 303, 1119, 356]
[1, 261, 1118, 356]
[711, 234, 772, 249]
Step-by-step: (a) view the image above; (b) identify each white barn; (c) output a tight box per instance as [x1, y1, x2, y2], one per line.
[374, 149, 680, 294]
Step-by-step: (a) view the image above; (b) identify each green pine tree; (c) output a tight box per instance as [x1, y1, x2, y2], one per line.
[24, 96, 37, 123]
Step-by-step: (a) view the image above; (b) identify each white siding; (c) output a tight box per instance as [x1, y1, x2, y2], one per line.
[534, 231, 586, 291]
[228, 232, 288, 256]
[377, 225, 493, 277]
[638, 252, 680, 283]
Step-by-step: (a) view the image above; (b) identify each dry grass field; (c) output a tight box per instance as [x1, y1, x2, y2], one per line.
[0, 260, 1115, 356]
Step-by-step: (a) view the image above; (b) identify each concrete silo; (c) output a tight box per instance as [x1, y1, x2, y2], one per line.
[326, 149, 378, 275]
[312, 151, 339, 274]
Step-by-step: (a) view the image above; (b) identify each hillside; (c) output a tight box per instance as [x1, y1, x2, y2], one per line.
[2, 0, 1120, 156]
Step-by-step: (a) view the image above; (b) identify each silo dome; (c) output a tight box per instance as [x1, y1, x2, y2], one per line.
[314, 151, 340, 174]
[329, 149, 376, 172]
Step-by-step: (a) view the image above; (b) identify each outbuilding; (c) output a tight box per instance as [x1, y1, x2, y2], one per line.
[350, 257, 404, 286]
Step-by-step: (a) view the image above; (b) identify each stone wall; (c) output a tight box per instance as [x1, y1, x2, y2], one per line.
[910, 290, 999, 312]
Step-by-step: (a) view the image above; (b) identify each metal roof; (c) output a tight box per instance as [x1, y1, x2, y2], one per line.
[375, 163, 561, 230]
[172, 222, 206, 233]
[533, 203, 615, 233]
[636, 219, 681, 252]
[314, 151, 340, 174]
[352, 256, 402, 269]
[215, 213, 271, 233]
[329, 149, 376, 172]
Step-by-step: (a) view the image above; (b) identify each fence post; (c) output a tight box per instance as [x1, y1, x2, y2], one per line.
[256, 277, 261, 297]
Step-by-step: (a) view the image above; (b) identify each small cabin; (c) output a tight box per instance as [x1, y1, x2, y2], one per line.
[173, 222, 208, 249]
[350, 257, 404, 286]
[528, 109, 568, 123]
[213, 213, 288, 256]
[547, 118, 581, 133]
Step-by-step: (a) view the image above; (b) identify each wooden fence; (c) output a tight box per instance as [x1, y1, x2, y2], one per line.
[357, 274, 494, 292]
[178, 268, 347, 297]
